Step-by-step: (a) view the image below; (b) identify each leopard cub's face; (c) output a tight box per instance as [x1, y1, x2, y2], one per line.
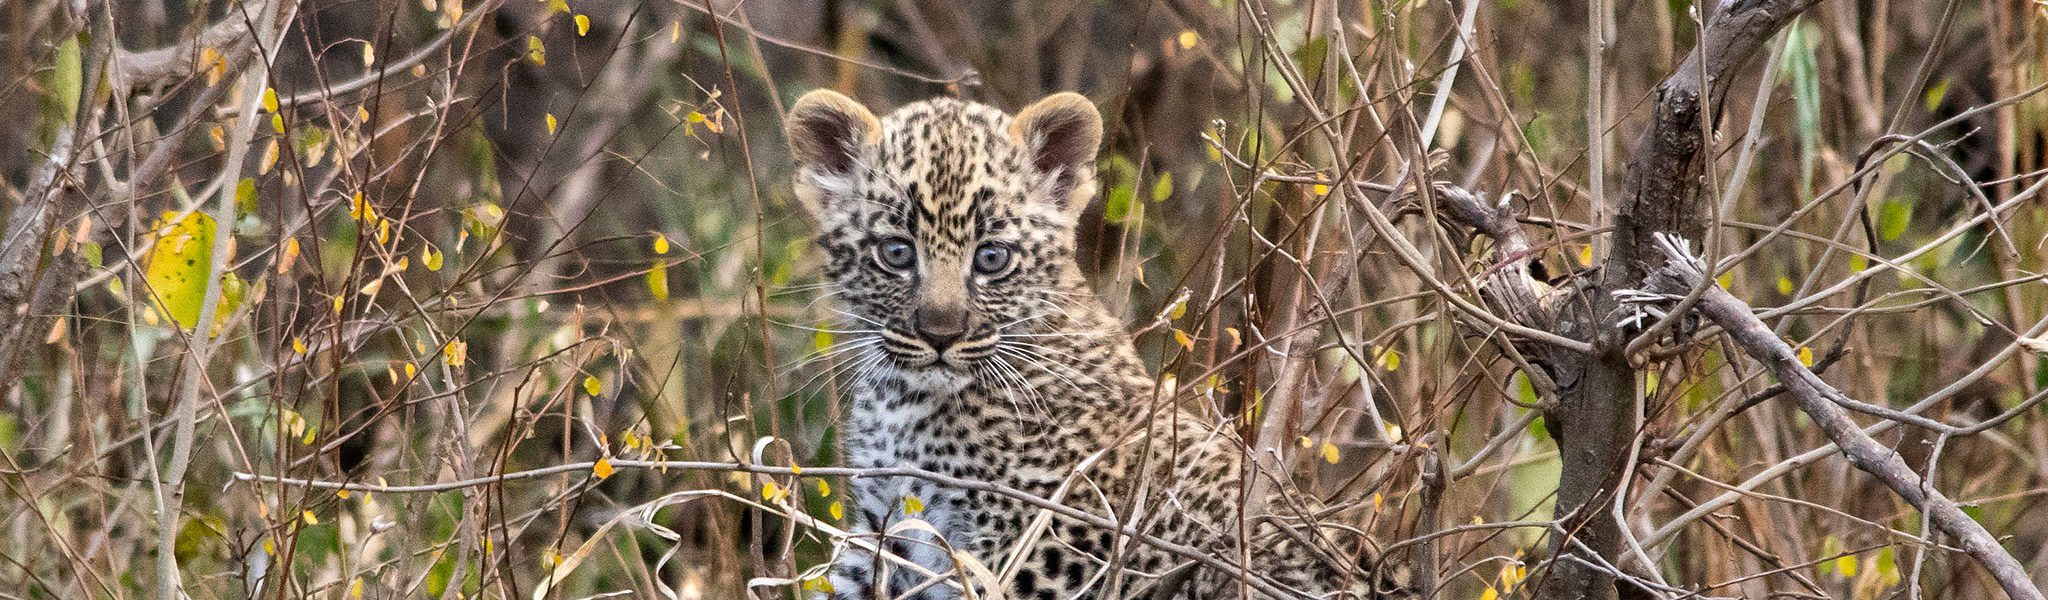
[784, 91, 1103, 388]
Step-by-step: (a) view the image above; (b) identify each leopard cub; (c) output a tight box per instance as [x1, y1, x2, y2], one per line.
[785, 89, 1410, 599]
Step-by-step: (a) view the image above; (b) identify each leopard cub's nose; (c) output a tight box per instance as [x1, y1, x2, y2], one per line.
[912, 305, 970, 349]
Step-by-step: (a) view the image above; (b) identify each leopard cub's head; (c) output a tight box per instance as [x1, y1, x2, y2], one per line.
[784, 91, 1102, 382]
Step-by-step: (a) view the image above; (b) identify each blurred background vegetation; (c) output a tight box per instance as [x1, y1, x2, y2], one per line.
[0, 0, 2043, 598]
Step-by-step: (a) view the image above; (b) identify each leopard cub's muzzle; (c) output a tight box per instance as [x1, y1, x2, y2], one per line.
[880, 304, 1000, 369]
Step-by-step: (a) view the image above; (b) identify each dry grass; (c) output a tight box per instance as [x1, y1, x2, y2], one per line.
[0, 0, 2043, 598]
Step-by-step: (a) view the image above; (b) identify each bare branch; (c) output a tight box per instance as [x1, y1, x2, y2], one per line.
[1629, 233, 2045, 600]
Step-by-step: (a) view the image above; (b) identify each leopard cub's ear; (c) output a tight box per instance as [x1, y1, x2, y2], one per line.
[785, 90, 881, 219]
[1009, 92, 1103, 220]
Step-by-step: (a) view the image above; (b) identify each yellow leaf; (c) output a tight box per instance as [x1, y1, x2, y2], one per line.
[670, 20, 681, 43]
[1312, 183, 1330, 195]
[1716, 271, 1734, 289]
[646, 260, 669, 301]
[575, 14, 590, 36]
[442, 338, 467, 366]
[331, 294, 345, 314]
[903, 495, 925, 514]
[652, 234, 671, 255]
[761, 480, 779, 501]
[592, 457, 615, 479]
[271, 113, 285, 135]
[1576, 244, 1594, 267]
[361, 42, 375, 67]
[292, 337, 308, 354]
[200, 47, 225, 86]
[262, 87, 279, 113]
[142, 211, 217, 330]
[356, 105, 371, 123]
[686, 111, 707, 123]
[545, 112, 557, 135]
[1383, 422, 1404, 442]
[828, 501, 844, 520]
[1836, 554, 1858, 577]
[301, 510, 319, 525]
[403, 362, 417, 379]
[349, 577, 363, 598]
[1320, 441, 1340, 464]
[1798, 346, 1815, 367]
[1172, 329, 1194, 351]
[1376, 346, 1401, 371]
[259, 137, 278, 173]
[1776, 276, 1794, 295]
[1479, 586, 1499, 600]
[1297, 436, 1313, 448]
[422, 244, 443, 271]
[817, 479, 831, 497]
[1178, 30, 1199, 49]
[278, 237, 300, 274]
[1166, 297, 1186, 320]
[526, 36, 546, 65]
[582, 375, 602, 396]
[544, 0, 570, 14]
[1500, 563, 1526, 592]
[263, 538, 274, 555]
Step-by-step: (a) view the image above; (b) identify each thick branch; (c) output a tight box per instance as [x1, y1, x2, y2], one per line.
[111, 16, 252, 90]
[1634, 236, 2044, 600]
[1527, 2, 1823, 598]
[1603, 0, 1823, 290]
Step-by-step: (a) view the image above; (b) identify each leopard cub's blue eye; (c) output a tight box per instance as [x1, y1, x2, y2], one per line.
[875, 238, 916, 271]
[973, 243, 1012, 275]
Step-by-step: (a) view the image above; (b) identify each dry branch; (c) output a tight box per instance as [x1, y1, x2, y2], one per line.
[1627, 233, 2044, 600]
[234, 459, 1319, 599]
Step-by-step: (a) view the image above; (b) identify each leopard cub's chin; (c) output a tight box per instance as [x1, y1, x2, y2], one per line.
[891, 364, 976, 395]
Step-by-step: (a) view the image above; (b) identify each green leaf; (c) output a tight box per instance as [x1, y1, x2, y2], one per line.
[1924, 79, 1950, 112]
[1778, 20, 1822, 196]
[235, 178, 258, 215]
[80, 241, 102, 269]
[1151, 172, 1174, 202]
[1104, 184, 1136, 224]
[39, 35, 82, 145]
[1878, 198, 1914, 241]
[213, 273, 245, 334]
[143, 211, 217, 329]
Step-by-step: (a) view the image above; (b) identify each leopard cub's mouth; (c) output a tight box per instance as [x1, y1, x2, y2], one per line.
[879, 324, 1001, 371]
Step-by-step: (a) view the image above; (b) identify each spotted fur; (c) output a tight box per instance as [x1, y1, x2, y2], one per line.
[785, 91, 1413, 599]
